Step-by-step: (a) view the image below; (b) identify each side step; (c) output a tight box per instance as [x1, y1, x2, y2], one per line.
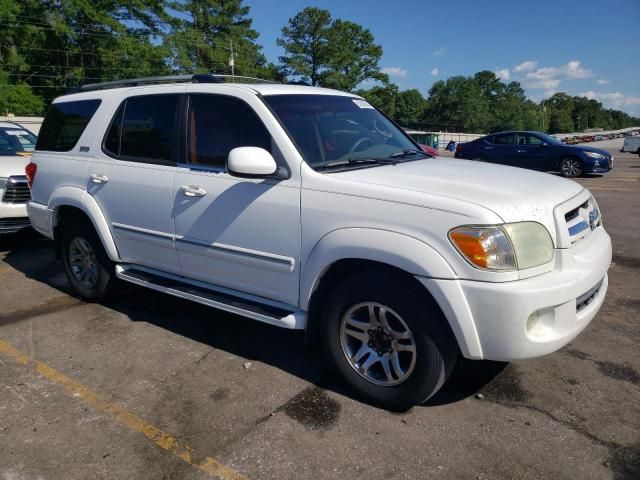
[115, 265, 306, 329]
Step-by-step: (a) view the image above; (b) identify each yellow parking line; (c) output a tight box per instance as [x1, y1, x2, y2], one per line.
[0, 337, 247, 480]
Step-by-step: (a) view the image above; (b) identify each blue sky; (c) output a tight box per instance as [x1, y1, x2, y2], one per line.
[245, 0, 640, 115]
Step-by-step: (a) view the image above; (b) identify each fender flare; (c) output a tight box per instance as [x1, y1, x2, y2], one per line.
[48, 186, 120, 261]
[300, 228, 455, 310]
[300, 228, 483, 358]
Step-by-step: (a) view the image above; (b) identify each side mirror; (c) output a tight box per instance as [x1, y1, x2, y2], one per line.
[227, 147, 286, 179]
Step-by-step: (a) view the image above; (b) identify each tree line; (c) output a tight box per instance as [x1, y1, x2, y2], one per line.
[1, 2, 638, 133]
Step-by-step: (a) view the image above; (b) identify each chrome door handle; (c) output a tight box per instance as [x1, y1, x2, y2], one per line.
[180, 185, 207, 197]
[484, 146, 494, 150]
[90, 173, 109, 184]
[516, 149, 526, 153]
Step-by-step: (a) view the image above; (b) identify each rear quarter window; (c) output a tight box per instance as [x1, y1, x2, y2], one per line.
[36, 99, 102, 152]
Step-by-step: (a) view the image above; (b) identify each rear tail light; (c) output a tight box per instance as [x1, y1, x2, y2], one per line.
[455, 144, 463, 152]
[25, 162, 37, 188]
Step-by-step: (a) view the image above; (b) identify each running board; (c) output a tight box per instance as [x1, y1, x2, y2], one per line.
[115, 265, 305, 329]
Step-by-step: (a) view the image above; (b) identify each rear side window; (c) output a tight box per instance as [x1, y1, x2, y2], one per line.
[104, 94, 180, 163]
[493, 133, 517, 145]
[36, 99, 101, 151]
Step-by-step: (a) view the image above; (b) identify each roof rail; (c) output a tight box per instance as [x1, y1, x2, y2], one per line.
[77, 73, 281, 92]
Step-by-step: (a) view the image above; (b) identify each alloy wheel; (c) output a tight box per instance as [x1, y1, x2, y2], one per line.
[339, 302, 417, 387]
[68, 237, 99, 289]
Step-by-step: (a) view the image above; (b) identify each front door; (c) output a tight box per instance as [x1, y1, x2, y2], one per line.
[88, 92, 182, 274]
[515, 133, 554, 171]
[172, 93, 301, 306]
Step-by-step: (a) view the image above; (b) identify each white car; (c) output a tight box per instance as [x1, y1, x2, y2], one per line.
[0, 122, 36, 234]
[26, 75, 611, 409]
[621, 135, 640, 153]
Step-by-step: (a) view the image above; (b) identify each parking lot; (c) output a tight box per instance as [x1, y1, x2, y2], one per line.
[1, 143, 638, 480]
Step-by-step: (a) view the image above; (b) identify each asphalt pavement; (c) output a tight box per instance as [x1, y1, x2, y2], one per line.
[0, 142, 638, 480]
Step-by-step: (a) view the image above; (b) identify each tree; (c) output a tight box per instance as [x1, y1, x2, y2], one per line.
[394, 89, 426, 127]
[320, 19, 386, 92]
[168, 0, 273, 77]
[423, 76, 490, 132]
[277, 7, 332, 86]
[356, 82, 399, 117]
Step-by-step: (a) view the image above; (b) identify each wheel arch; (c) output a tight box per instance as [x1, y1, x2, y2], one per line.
[302, 228, 465, 351]
[50, 187, 119, 261]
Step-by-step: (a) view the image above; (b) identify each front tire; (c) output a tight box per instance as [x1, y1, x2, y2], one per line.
[60, 220, 117, 301]
[560, 157, 583, 177]
[321, 270, 457, 411]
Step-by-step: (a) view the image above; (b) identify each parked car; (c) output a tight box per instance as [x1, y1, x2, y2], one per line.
[455, 131, 613, 177]
[419, 144, 439, 156]
[27, 75, 611, 410]
[0, 122, 36, 234]
[621, 135, 640, 153]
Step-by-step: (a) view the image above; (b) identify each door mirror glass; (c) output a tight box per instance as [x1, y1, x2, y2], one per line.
[227, 147, 278, 178]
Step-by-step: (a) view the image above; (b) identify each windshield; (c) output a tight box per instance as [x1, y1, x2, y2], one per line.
[0, 127, 37, 156]
[263, 95, 423, 169]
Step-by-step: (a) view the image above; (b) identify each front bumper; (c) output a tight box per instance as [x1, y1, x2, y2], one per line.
[0, 202, 30, 234]
[419, 227, 612, 361]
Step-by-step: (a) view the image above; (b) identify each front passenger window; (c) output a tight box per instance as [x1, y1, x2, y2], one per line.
[187, 94, 271, 167]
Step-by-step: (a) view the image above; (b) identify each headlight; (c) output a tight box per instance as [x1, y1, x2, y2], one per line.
[585, 151, 605, 159]
[0, 177, 7, 190]
[449, 222, 554, 271]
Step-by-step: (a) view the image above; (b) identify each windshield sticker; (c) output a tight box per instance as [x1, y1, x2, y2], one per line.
[352, 99, 374, 109]
[4, 130, 29, 136]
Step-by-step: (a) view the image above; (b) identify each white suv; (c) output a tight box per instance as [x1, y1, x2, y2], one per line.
[26, 75, 611, 409]
[1, 122, 36, 233]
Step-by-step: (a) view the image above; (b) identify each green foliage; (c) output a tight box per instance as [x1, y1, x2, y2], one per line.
[394, 89, 426, 127]
[168, 0, 271, 77]
[277, 7, 385, 91]
[276, 7, 332, 86]
[356, 82, 399, 117]
[0, 0, 638, 132]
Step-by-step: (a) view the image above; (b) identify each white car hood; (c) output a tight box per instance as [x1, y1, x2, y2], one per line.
[0, 155, 31, 178]
[332, 157, 584, 224]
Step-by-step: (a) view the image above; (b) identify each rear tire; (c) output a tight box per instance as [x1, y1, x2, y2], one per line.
[60, 219, 117, 301]
[321, 270, 457, 411]
[471, 156, 486, 162]
[560, 157, 583, 177]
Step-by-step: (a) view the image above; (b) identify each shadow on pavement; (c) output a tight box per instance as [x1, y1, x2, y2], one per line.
[2, 232, 505, 411]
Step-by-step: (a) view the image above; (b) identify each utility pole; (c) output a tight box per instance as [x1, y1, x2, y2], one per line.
[228, 39, 235, 81]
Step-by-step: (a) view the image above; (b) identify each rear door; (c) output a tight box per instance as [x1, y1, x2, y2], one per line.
[88, 90, 182, 274]
[489, 133, 518, 165]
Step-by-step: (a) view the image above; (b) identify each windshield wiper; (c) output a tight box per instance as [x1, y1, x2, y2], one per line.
[314, 157, 399, 171]
[390, 148, 428, 159]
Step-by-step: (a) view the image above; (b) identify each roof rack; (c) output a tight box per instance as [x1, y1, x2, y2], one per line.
[77, 73, 279, 92]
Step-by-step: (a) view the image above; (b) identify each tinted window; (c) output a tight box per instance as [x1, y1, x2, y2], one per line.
[493, 133, 517, 145]
[36, 99, 101, 151]
[521, 134, 544, 146]
[0, 127, 37, 156]
[187, 94, 271, 167]
[114, 95, 180, 162]
[104, 104, 124, 155]
[263, 95, 418, 168]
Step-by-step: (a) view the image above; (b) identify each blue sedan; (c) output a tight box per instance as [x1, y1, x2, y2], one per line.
[454, 131, 613, 177]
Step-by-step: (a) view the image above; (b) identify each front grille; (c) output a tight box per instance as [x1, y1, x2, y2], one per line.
[564, 198, 600, 244]
[0, 217, 31, 232]
[2, 176, 31, 204]
[576, 278, 604, 312]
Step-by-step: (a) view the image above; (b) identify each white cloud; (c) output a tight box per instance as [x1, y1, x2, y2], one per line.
[522, 60, 594, 91]
[596, 79, 611, 85]
[431, 68, 439, 76]
[433, 46, 446, 56]
[514, 60, 538, 73]
[495, 68, 510, 80]
[382, 67, 407, 78]
[578, 90, 640, 110]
